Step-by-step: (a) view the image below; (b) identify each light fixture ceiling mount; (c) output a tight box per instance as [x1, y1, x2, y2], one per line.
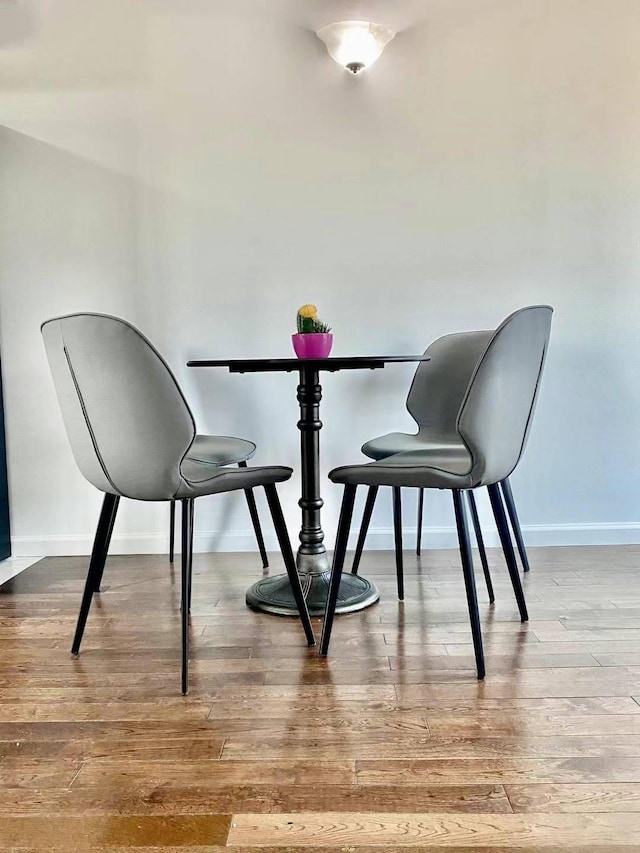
[316, 20, 395, 74]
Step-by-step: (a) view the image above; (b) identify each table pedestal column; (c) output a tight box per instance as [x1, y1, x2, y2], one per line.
[245, 367, 379, 617]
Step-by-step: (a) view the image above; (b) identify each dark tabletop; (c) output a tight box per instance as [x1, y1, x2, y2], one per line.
[187, 355, 430, 374]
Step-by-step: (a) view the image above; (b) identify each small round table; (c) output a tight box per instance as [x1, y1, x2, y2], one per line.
[187, 355, 429, 616]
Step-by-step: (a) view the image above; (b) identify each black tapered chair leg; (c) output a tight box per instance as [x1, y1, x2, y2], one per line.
[351, 485, 378, 575]
[92, 493, 120, 593]
[187, 499, 195, 612]
[392, 486, 404, 600]
[466, 490, 495, 604]
[181, 497, 193, 695]
[73, 493, 119, 654]
[321, 484, 357, 656]
[501, 477, 531, 573]
[488, 483, 528, 622]
[452, 489, 485, 680]
[263, 484, 315, 646]
[179, 500, 195, 614]
[169, 501, 176, 563]
[239, 461, 269, 569]
[416, 488, 424, 556]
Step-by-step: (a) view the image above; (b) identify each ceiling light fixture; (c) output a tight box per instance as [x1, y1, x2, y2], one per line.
[316, 20, 395, 74]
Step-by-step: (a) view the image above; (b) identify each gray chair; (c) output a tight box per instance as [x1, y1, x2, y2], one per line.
[352, 327, 534, 598]
[168, 435, 268, 569]
[41, 313, 314, 694]
[321, 305, 553, 679]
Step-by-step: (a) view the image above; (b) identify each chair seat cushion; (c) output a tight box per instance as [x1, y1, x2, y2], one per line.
[362, 431, 464, 460]
[176, 460, 291, 498]
[362, 432, 422, 460]
[185, 434, 256, 467]
[330, 446, 474, 490]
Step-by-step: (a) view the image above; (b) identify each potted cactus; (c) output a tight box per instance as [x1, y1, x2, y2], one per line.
[292, 304, 333, 358]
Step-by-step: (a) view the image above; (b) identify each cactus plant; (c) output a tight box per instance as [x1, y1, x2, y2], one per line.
[296, 304, 332, 334]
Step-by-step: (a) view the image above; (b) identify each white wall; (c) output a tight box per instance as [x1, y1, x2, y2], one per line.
[1, 0, 639, 555]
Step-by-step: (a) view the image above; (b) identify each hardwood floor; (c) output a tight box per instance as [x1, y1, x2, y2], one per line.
[1, 544, 640, 849]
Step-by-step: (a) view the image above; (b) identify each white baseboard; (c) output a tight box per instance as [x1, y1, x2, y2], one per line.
[504, 522, 640, 547]
[11, 522, 640, 557]
[349, 523, 640, 550]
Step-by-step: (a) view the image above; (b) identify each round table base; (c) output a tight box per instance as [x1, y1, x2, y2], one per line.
[246, 572, 379, 617]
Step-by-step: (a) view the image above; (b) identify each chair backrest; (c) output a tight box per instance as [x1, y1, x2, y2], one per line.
[42, 313, 196, 500]
[457, 305, 553, 486]
[407, 330, 493, 438]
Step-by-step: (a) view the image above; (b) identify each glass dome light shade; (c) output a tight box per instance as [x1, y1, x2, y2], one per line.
[316, 21, 395, 73]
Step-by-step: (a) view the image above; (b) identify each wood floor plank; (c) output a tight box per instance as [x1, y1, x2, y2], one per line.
[0, 720, 230, 742]
[597, 653, 640, 666]
[226, 811, 640, 847]
[6, 848, 640, 853]
[426, 713, 640, 737]
[221, 733, 640, 760]
[1, 849, 235, 853]
[0, 814, 231, 847]
[396, 666, 640, 699]
[73, 759, 356, 789]
[356, 757, 640, 784]
[208, 713, 431, 736]
[533, 627, 640, 643]
[507, 782, 640, 812]
[0, 757, 81, 789]
[445, 640, 640, 656]
[0, 679, 397, 700]
[0, 783, 512, 815]
[388, 652, 600, 670]
[397, 696, 640, 714]
[0, 701, 214, 722]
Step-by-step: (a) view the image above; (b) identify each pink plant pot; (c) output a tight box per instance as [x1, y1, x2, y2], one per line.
[292, 333, 334, 359]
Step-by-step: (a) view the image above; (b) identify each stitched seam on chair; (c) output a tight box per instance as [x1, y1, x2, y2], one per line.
[456, 305, 552, 431]
[181, 465, 288, 489]
[382, 465, 469, 479]
[44, 313, 197, 501]
[409, 330, 494, 473]
[62, 341, 121, 496]
[406, 334, 461, 426]
[334, 460, 471, 479]
[361, 433, 419, 459]
[406, 331, 492, 428]
[454, 338, 495, 477]
[44, 313, 198, 449]
[186, 438, 257, 465]
[455, 305, 552, 482]
[405, 346, 429, 425]
[96, 316, 198, 481]
[505, 338, 549, 479]
[206, 436, 256, 447]
[181, 463, 227, 486]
